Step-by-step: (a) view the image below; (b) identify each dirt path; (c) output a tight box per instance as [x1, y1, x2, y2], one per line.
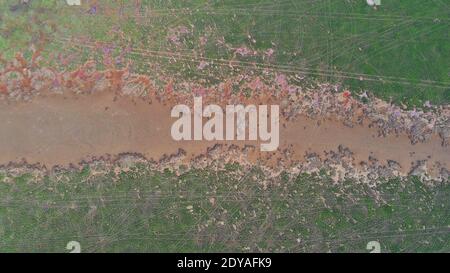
[0, 91, 448, 176]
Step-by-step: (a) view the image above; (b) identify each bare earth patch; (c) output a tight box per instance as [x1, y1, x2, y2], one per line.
[0, 90, 448, 181]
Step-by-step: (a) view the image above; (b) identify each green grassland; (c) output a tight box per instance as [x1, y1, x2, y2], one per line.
[0, 165, 449, 253]
[0, 0, 449, 105]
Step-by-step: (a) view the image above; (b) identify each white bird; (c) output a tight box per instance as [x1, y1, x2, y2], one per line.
[359, 91, 368, 99]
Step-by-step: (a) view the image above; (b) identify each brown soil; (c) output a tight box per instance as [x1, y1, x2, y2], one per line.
[0, 91, 448, 176]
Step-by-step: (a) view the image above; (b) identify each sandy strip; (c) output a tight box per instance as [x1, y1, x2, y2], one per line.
[0, 91, 448, 175]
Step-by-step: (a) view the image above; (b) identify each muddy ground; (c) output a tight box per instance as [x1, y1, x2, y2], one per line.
[0, 90, 448, 180]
